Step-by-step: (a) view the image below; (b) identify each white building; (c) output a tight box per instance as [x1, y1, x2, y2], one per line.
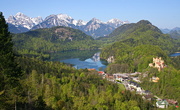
[156, 100, 169, 108]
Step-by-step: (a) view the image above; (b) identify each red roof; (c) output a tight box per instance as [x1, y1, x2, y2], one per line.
[98, 71, 104, 74]
[88, 68, 96, 71]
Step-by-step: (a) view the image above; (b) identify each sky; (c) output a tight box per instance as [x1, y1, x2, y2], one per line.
[1, 0, 180, 29]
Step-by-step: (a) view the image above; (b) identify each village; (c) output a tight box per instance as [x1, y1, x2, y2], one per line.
[96, 71, 179, 109]
[92, 57, 179, 109]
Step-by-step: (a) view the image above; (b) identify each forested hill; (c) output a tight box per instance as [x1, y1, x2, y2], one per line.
[109, 20, 162, 39]
[100, 20, 179, 73]
[100, 20, 180, 104]
[13, 26, 99, 53]
[98, 20, 178, 53]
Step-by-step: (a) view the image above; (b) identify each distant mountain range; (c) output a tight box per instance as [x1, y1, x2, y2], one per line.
[161, 27, 180, 39]
[7, 12, 129, 38]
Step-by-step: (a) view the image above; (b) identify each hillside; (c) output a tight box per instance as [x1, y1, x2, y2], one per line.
[100, 20, 180, 104]
[100, 20, 179, 73]
[8, 23, 29, 33]
[13, 26, 99, 58]
[169, 29, 180, 39]
[98, 20, 178, 53]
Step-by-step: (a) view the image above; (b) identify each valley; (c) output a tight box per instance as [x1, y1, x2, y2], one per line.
[1, 11, 180, 109]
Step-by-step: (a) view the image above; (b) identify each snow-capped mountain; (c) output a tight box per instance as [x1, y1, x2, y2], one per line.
[31, 16, 43, 25]
[81, 18, 129, 38]
[80, 18, 114, 38]
[7, 12, 129, 38]
[7, 12, 43, 29]
[32, 14, 77, 30]
[84, 18, 104, 31]
[107, 19, 129, 28]
[76, 20, 87, 26]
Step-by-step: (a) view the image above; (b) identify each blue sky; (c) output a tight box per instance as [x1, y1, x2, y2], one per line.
[1, 0, 180, 29]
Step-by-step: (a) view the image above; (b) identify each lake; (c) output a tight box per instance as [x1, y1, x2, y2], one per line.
[49, 50, 108, 71]
[170, 52, 180, 57]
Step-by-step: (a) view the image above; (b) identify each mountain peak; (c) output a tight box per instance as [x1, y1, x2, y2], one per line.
[57, 14, 73, 20]
[15, 12, 28, 18]
[90, 18, 103, 24]
[108, 20, 163, 40]
[106, 18, 127, 28]
[16, 12, 25, 16]
[137, 20, 152, 25]
[136, 20, 162, 33]
[7, 12, 43, 29]
[107, 18, 121, 23]
[76, 20, 87, 26]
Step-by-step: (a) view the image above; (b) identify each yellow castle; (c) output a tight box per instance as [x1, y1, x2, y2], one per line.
[149, 57, 166, 71]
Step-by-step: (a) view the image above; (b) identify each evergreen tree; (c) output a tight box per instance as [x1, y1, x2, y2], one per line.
[0, 12, 22, 109]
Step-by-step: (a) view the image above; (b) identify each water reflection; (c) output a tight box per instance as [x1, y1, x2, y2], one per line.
[49, 50, 107, 71]
[92, 52, 100, 61]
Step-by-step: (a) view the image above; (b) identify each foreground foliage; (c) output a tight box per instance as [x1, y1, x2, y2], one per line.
[141, 66, 180, 104]
[0, 12, 22, 109]
[11, 57, 152, 110]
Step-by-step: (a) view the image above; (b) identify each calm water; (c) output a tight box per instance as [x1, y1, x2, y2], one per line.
[49, 50, 107, 71]
[170, 53, 180, 57]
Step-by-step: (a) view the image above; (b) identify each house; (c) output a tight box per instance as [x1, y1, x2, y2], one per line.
[166, 99, 178, 105]
[115, 76, 123, 82]
[156, 99, 169, 108]
[122, 77, 129, 81]
[98, 71, 105, 75]
[136, 86, 143, 94]
[113, 73, 130, 82]
[132, 77, 141, 83]
[106, 74, 114, 81]
[128, 81, 140, 89]
[88, 68, 96, 71]
[142, 90, 152, 95]
[151, 76, 160, 82]
[113, 75, 123, 82]
[142, 95, 154, 101]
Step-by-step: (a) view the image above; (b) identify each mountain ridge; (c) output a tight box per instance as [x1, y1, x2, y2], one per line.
[161, 27, 180, 39]
[7, 12, 129, 38]
[98, 20, 163, 43]
[7, 12, 43, 29]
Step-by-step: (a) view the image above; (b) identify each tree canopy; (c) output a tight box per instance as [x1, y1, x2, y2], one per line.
[0, 12, 22, 109]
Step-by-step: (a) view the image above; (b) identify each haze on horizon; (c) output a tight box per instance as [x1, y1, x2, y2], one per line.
[1, 0, 180, 29]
